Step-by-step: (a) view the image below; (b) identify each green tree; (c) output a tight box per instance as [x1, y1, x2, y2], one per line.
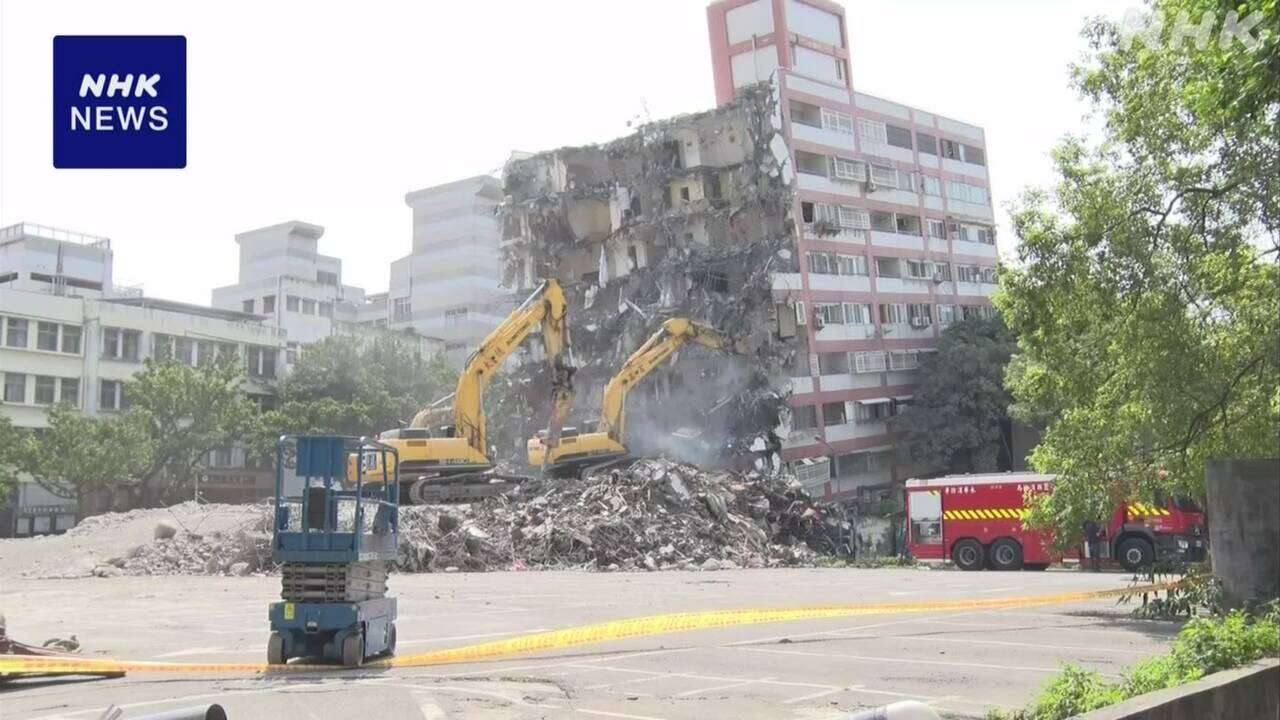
[891, 317, 1016, 474]
[995, 0, 1280, 534]
[19, 403, 152, 511]
[126, 359, 258, 505]
[253, 334, 456, 455]
[0, 415, 29, 502]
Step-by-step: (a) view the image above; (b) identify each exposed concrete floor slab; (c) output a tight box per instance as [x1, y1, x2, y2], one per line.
[0, 568, 1182, 719]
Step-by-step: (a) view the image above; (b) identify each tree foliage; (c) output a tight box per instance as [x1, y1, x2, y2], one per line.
[19, 403, 152, 507]
[995, 0, 1280, 534]
[891, 317, 1016, 474]
[0, 415, 29, 502]
[254, 335, 456, 453]
[126, 359, 259, 504]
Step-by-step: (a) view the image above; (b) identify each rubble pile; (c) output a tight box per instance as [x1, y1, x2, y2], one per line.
[397, 458, 847, 572]
[109, 459, 848, 576]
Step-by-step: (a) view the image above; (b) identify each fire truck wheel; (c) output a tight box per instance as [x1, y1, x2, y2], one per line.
[1117, 537, 1154, 572]
[988, 538, 1024, 571]
[951, 539, 985, 571]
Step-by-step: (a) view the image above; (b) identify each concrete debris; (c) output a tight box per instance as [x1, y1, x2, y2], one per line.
[94, 458, 849, 576]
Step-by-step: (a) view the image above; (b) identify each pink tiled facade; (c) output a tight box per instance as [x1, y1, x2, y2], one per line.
[707, 0, 999, 501]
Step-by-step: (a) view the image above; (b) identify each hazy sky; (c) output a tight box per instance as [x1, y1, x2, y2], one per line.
[0, 0, 1128, 305]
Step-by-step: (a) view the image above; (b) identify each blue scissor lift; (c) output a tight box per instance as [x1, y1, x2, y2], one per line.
[267, 435, 400, 667]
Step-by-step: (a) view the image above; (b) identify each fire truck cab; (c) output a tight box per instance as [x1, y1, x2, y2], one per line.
[905, 472, 1207, 572]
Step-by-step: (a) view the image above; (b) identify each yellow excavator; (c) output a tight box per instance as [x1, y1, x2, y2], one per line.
[526, 317, 737, 476]
[356, 280, 575, 503]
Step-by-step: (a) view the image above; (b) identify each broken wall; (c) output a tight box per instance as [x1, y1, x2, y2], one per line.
[498, 82, 798, 468]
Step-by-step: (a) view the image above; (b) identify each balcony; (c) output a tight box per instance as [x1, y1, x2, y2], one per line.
[826, 421, 888, 442]
[808, 274, 870, 292]
[873, 277, 929, 295]
[952, 239, 999, 257]
[815, 322, 876, 341]
[796, 173, 860, 198]
[869, 230, 924, 251]
[818, 373, 883, 392]
[880, 322, 934, 339]
[790, 122, 855, 151]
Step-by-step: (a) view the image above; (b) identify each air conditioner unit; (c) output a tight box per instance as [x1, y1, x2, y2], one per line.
[864, 180, 878, 193]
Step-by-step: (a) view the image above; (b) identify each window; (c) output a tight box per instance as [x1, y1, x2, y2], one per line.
[791, 405, 818, 431]
[393, 297, 412, 322]
[922, 176, 942, 197]
[794, 150, 827, 176]
[837, 254, 868, 276]
[938, 304, 957, 325]
[941, 138, 960, 159]
[822, 401, 847, 426]
[905, 259, 930, 279]
[174, 337, 195, 366]
[317, 270, 339, 285]
[302, 298, 317, 315]
[152, 333, 175, 361]
[927, 219, 946, 238]
[910, 488, 943, 545]
[61, 325, 81, 354]
[286, 295, 300, 312]
[818, 352, 850, 374]
[246, 346, 277, 378]
[889, 349, 923, 370]
[820, 107, 853, 134]
[879, 303, 908, 324]
[5, 318, 28, 348]
[916, 132, 938, 155]
[263, 295, 276, 313]
[100, 379, 123, 411]
[906, 303, 933, 326]
[242, 299, 255, 314]
[874, 256, 901, 278]
[885, 124, 913, 149]
[814, 303, 844, 326]
[286, 342, 299, 365]
[963, 304, 998, 320]
[444, 307, 468, 326]
[895, 214, 921, 235]
[894, 169, 917, 193]
[319, 301, 333, 318]
[789, 100, 821, 128]
[843, 302, 873, 324]
[854, 400, 891, 424]
[961, 144, 986, 166]
[947, 180, 990, 205]
[869, 164, 897, 187]
[217, 343, 238, 364]
[934, 262, 953, 281]
[807, 251, 836, 275]
[837, 206, 870, 230]
[858, 118, 887, 146]
[828, 156, 865, 182]
[102, 327, 141, 361]
[37, 322, 59, 351]
[211, 447, 234, 468]
[957, 224, 996, 244]
[60, 377, 80, 407]
[4, 373, 26, 403]
[870, 210, 895, 233]
[34, 376, 56, 405]
[853, 351, 887, 373]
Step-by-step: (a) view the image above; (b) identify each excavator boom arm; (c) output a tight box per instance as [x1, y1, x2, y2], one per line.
[414, 280, 572, 456]
[597, 318, 731, 444]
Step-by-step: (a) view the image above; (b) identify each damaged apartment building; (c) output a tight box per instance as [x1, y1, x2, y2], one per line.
[499, 84, 799, 468]
[501, 0, 1001, 504]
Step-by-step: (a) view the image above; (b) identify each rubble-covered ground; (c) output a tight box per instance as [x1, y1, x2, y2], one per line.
[21, 459, 850, 578]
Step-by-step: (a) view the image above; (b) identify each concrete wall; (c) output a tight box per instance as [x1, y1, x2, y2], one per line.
[1075, 659, 1278, 720]
[1205, 458, 1280, 608]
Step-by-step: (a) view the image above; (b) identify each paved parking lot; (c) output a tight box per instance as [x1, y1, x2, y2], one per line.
[0, 568, 1183, 719]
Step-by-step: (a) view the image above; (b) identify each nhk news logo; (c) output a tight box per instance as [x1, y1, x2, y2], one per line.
[53, 35, 187, 169]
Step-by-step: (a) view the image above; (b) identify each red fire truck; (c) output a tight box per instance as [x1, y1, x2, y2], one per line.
[904, 472, 1208, 571]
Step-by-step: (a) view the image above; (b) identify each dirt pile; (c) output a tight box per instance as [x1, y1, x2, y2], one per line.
[103, 459, 848, 576]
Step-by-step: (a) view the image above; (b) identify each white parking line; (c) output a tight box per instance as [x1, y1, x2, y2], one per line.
[781, 687, 849, 705]
[673, 677, 769, 698]
[890, 634, 1149, 655]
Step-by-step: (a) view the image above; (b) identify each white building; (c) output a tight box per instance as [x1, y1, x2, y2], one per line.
[0, 222, 114, 297]
[0, 223, 288, 536]
[212, 221, 443, 364]
[393, 176, 513, 358]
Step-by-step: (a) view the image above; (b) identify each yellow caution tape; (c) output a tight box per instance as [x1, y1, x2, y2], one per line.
[0, 580, 1180, 676]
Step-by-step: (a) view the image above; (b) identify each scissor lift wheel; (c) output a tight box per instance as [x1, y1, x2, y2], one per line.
[341, 631, 364, 668]
[267, 632, 285, 665]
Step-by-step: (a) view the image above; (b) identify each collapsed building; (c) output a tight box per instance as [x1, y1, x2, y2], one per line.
[497, 83, 802, 468]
